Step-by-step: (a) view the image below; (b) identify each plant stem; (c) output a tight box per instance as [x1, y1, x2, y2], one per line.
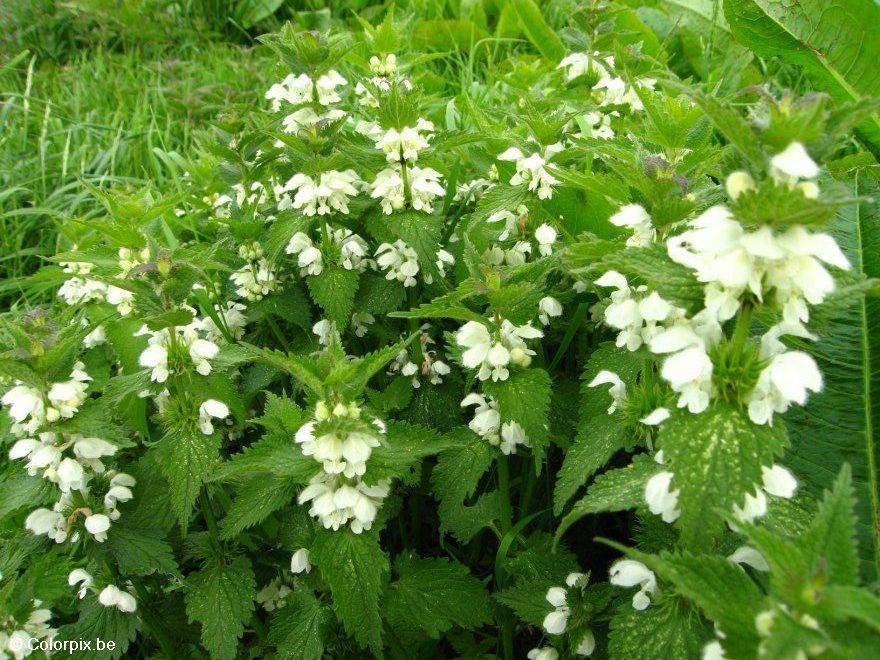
[199, 488, 222, 555]
[496, 455, 515, 660]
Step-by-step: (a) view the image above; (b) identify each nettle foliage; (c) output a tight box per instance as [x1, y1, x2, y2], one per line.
[3, 5, 880, 660]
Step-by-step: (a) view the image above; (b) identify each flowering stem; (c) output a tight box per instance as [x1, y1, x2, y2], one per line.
[730, 302, 753, 359]
[400, 156, 411, 207]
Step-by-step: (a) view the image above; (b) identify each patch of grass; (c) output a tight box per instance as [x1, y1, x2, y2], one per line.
[0, 44, 272, 306]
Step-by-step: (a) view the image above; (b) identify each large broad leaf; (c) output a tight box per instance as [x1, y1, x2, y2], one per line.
[659, 403, 788, 548]
[724, 0, 880, 156]
[784, 171, 880, 580]
[510, 0, 566, 61]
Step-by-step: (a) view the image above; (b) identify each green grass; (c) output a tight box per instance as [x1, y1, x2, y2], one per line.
[0, 44, 272, 306]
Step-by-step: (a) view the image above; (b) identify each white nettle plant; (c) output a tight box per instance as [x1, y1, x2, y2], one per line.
[2, 14, 878, 660]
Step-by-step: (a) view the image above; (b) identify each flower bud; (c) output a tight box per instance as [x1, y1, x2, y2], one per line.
[315, 401, 330, 421]
[797, 181, 820, 199]
[332, 402, 348, 417]
[509, 347, 531, 367]
[755, 610, 776, 637]
[725, 171, 756, 200]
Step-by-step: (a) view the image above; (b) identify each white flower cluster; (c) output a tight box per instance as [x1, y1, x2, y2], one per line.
[57, 247, 145, 317]
[371, 164, 445, 214]
[355, 53, 412, 107]
[295, 400, 391, 533]
[67, 570, 137, 613]
[137, 315, 220, 383]
[3, 364, 136, 546]
[557, 51, 655, 112]
[0, 598, 55, 659]
[387, 339, 450, 389]
[456, 318, 543, 382]
[230, 258, 278, 301]
[540, 572, 595, 656]
[265, 70, 347, 110]
[484, 219, 558, 267]
[255, 579, 292, 612]
[375, 118, 434, 164]
[460, 393, 530, 455]
[497, 143, 562, 200]
[278, 170, 363, 216]
[375, 240, 453, 287]
[608, 204, 656, 247]
[286, 225, 371, 277]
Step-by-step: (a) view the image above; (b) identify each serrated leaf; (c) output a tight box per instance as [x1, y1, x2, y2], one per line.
[659, 403, 788, 548]
[268, 591, 333, 660]
[432, 427, 496, 511]
[55, 599, 139, 660]
[307, 267, 359, 328]
[483, 368, 551, 470]
[557, 454, 660, 540]
[212, 434, 317, 484]
[0, 472, 55, 521]
[220, 474, 300, 538]
[185, 555, 256, 660]
[554, 343, 645, 514]
[804, 465, 859, 586]
[362, 421, 456, 484]
[384, 555, 493, 638]
[608, 598, 710, 660]
[154, 430, 220, 525]
[310, 528, 388, 655]
[107, 523, 178, 577]
[601, 246, 704, 313]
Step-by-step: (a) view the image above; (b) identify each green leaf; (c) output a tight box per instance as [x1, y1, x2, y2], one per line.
[185, 555, 256, 660]
[510, 0, 566, 61]
[432, 427, 498, 539]
[653, 551, 764, 655]
[107, 523, 178, 577]
[237, 343, 326, 396]
[55, 599, 139, 660]
[269, 591, 333, 660]
[238, 0, 284, 29]
[601, 246, 705, 313]
[362, 421, 456, 484]
[220, 474, 300, 538]
[154, 430, 220, 525]
[724, 0, 880, 156]
[608, 597, 710, 660]
[554, 343, 645, 514]
[556, 454, 661, 540]
[389, 211, 445, 284]
[0, 473, 55, 521]
[384, 555, 493, 638]
[307, 267, 359, 328]
[212, 435, 316, 484]
[819, 586, 880, 634]
[483, 368, 552, 469]
[784, 172, 880, 580]
[658, 403, 788, 548]
[310, 528, 388, 655]
[804, 465, 860, 586]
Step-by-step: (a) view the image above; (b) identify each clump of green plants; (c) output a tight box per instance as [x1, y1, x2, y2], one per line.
[2, 3, 880, 659]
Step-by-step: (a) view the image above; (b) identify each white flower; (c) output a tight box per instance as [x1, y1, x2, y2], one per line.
[25, 507, 66, 542]
[83, 324, 107, 348]
[57, 276, 108, 306]
[291, 548, 311, 574]
[596, 271, 681, 351]
[557, 51, 613, 81]
[352, 312, 375, 337]
[535, 224, 558, 257]
[498, 144, 562, 199]
[256, 580, 292, 612]
[588, 370, 627, 414]
[198, 399, 230, 435]
[455, 319, 542, 382]
[576, 630, 596, 656]
[281, 107, 346, 135]
[375, 120, 433, 163]
[409, 166, 445, 213]
[542, 586, 570, 634]
[286, 232, 324, 276]
[702, 640, 728, 660]
[46, 363, 91, 421]
[84, 513, 111, 542]
[189, 338, 219, 376]
[725, 171, 756, 200]
[732, 464, 798, 524]
[728, 545, 769, 572]
[231, 259, 277, 301]
[298, 472, 390, 533]
[106, 284, 135, 315]
[313, 319, 333, 346]
[370, 167, 406, 214]
[770, 142, 819, 183]
[609, 559, 657, 610]
[369, 53, 397, 76]
[486, 208, 520, 241]
[577, 110, 615, 140]
[455, 177, 494, 204]
[747, 350, 822, 425]
[376, 240, 421, 287]
[461, 393, 501, 439]
[68, 569, 93, 599]
[645, 470, 680, 523]
[283, 170, 362, 216]
[2, 384, 45, 436]
[500, 421, 530, 455]
[265, 70, 346, 110]
[56, 457, 85, 493]
[315, 70, 347, 105]
[98, 584, 137, 613]
[527, 648, 559, 660]
[538, 296, 563, 326]
[609, 204, 655, 247]
[334, 228, 371, 272]
[640, 407, 670, 425]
